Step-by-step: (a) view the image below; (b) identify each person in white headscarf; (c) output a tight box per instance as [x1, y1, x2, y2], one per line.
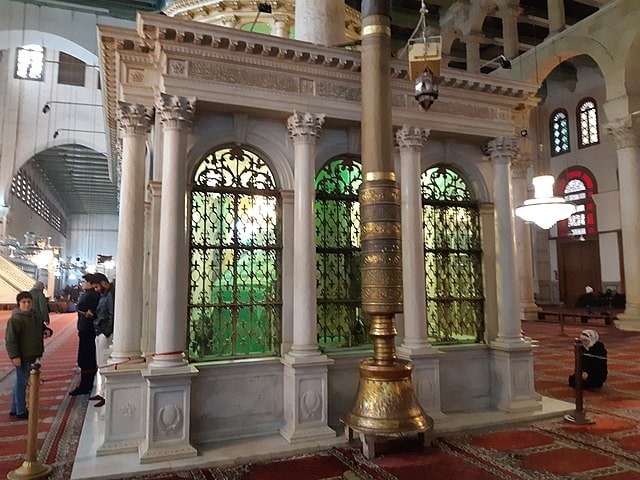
[568, 329, 608, 389]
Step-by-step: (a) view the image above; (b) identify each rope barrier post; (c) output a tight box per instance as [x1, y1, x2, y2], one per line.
[7, 363, 53, 480]
[564, 340, 595, 425]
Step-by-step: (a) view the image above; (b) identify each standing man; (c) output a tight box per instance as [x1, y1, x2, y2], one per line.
[69, 273, 101, 396]
[29, 281, 50, 326]
[90, 273, 114, 407]
[5, 291, 49, 419]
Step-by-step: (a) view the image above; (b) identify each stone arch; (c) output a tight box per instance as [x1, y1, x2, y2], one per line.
[508, 36, 614, 93]
[188, 121, 294, 191]
[623, 30, 640, 106]
[422, 146, 491, 203]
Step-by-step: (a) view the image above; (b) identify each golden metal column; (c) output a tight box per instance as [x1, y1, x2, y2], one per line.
[343, 0, 432, 450]
[8, 363, 53, 480]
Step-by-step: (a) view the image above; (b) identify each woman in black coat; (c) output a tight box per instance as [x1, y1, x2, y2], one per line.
[569, 329, 608, 389]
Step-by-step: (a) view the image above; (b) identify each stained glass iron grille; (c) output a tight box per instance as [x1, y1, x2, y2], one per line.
[551, 109, 570, 156]
[421, 166, 484, 344]
[188, 146, 282, 361]
[577, 98, 599, 148]
[315, 157, 369, 350]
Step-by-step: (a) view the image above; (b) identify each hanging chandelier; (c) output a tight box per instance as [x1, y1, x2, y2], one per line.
[515, 175, 576, 229]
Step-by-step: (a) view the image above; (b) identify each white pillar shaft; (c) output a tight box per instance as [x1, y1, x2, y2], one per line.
[274, 20, 291, 38]
[287, 112, 325, 358]
[292, 140, 318, 352]
[500, 10, 519, 60]
[154, 126, 188, 360]
[112, 130, 148, 362]
[512, 173, 538, 316]
[488, 138, 522, 344]
[618, 146, 640, 312]
[547, 0, 566, 36]
[465, 40, 480, 73]
[396, 127, 430, 351]
[295, 0, 345, 46]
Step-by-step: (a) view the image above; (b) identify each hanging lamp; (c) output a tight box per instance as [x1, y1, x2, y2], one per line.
[515, 175, 576, 229]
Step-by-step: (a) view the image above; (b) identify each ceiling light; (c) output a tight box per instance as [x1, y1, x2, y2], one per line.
[515, 175, 576, 229]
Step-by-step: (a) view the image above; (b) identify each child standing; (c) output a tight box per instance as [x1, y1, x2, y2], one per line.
[5, 291, 48, 419]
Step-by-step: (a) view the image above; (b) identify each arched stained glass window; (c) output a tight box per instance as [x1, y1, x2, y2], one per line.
[315, 157, 368, 349]
[577, 98, 600, 148]
[422, 165, 484, 344]
[556, 167, 597, 239]
[188, 145, 282, 361]
[550, 108, 570, 157]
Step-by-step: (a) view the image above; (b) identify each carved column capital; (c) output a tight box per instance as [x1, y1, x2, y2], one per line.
[395, 125, 430, 154]
[606, 114, 640, 150]
[287, 111, 325, 144]
[487, 137, 519, 165]
[117, 102, 153, 136]
[219, 14, 239, 28]
[273, 14, 293, 26]
[155, 93, 195, 130]
[498, 5, 524, 19]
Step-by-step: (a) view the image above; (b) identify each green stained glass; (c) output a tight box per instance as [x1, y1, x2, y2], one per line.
[189, 146, 282, 361]
[315, 157, 368, 349]
[421, 166, 484, 344]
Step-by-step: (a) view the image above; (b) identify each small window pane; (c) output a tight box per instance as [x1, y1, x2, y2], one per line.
[58, 52, 86, 87]
[15, 45, 44, 80]
[550, 109, 570, 156]
[577, 98, 599, 148]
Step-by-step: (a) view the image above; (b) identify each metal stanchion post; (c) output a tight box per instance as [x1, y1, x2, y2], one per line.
[564, 340, 595, 424]
[7, 363, 53, 480]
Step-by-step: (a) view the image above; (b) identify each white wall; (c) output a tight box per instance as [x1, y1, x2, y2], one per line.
[535, 60, 622, 290]
[67, 213, 118, 269]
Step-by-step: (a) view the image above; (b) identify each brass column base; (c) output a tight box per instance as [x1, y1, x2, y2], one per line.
[7, 461, 53, 480]
[344, 358, 432, 435]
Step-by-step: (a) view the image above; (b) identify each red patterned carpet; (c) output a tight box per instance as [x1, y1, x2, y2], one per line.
[3, 315, 640, 479]
[0, 311, 87, 479]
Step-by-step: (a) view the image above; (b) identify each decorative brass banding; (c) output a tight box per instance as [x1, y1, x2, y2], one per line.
[365, 171, 396, 182]
[361, 25, 391, 37]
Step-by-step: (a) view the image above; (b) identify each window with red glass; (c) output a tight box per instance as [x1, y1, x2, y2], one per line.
[555, 167, 597, 239]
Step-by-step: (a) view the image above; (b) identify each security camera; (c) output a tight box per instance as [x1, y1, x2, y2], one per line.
[53, 130, 59, 139]
[497, 55, 512, 69]
[42, 103, 50, 114]
[520, 129, 528, 137]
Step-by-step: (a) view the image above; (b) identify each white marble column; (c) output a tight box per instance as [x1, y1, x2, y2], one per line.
[295, 0, 345, 46]
[607, 115, 640, 331]
[150, 93, 194, 369]
[273, 14, 293, 38]
[395, 125, 444, 419]
[112, 102, 153, 363]
[547, 0, 566, 37]
[511, 141, 540, 322]
[498, 6, 521, 61]
[464, 33, 482, 73]
[280, 111, 335, 443]
[139, 94, 198, 463]
[486, 137, 539, 413]
[0, 206, 9, 239]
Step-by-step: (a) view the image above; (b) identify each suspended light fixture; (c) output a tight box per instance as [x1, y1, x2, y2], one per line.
[406, 0, 441, 111]
[515, 175, 576, 229]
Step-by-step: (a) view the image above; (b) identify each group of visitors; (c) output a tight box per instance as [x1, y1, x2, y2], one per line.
[4, 273, 115, 420]
[68, 272, 115, 408]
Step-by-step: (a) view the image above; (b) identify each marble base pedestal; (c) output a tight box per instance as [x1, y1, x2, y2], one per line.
[97, 366, 146, 456]
[520, 303, 541, 322]
[615, 307, 640, 331]
[280, 354, 336, 443]
[397, 346, 446, 420]
[138, 365, 199, 463]
[490, 342, 542, 413]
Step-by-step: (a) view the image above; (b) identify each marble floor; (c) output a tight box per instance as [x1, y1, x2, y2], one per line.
[71, 396, 574, 479]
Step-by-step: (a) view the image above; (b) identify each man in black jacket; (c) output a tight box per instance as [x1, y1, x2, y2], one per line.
[69, 273, 101, 396]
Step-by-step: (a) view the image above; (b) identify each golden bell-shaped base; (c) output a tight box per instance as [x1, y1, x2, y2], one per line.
[7, 460, 53, 480]
[344, 358, 433, 435]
